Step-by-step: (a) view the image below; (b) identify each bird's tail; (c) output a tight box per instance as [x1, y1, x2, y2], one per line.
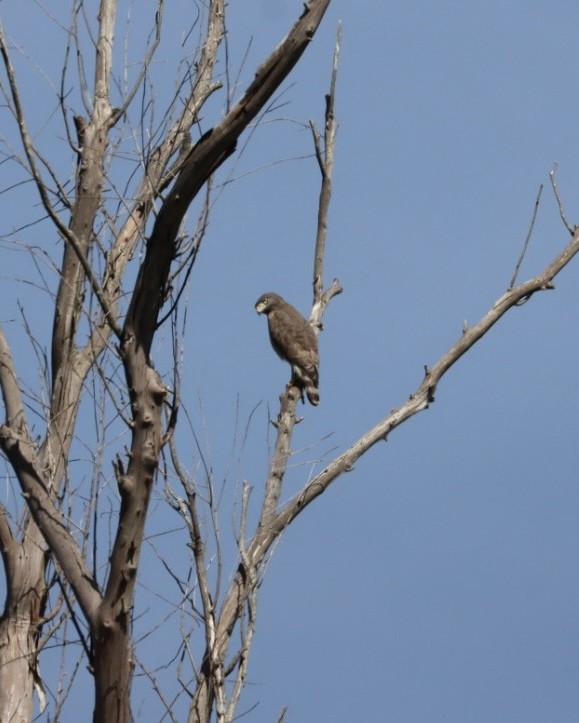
[292, 364, 319, 406]
[305, 382, 319, 406]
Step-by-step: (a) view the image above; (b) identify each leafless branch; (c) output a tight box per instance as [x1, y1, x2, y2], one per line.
[549, 162, 575, 235]
[112, 2, 165, 123]
[208, 223, 579, 720]
[509, 183, 543, 289]
[225, 483, 258, 722]
[186, 19, 337, 719]
[310, 22, 342, 311]
[270, 226, 579, 533]
[125, 0, 332, 356]
[0, 1, 335, 720]
[0, 505, 15, 580]
[0, 327, 101, 623]
[0, 20, 121, 339]
[135, 656, 180, 723]
[0, 327, 26, 430]
[256, 19, 339, 534]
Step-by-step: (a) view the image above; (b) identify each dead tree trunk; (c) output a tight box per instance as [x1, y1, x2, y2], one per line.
[0, 2, 332, 721]
[0, 523, 46, 723]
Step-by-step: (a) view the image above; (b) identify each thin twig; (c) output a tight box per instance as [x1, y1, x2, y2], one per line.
[111, 2, 165, 124]
[0, 22, 122, 339]
[508, 184, 543, 289]
[549, 162, 575, 235]
[310, 22, 343, 313]
[225, 481, 257, 721]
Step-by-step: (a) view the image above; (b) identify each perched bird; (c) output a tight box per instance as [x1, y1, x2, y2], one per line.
[255, 292, 320, 405]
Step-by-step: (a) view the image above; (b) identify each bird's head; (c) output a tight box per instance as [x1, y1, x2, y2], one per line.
[255, 292, 282, 314]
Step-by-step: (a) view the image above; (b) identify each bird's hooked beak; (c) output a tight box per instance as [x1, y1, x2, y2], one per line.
[255, 300, 266, 314]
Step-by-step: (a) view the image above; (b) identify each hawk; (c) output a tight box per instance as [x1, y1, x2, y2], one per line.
[255, 292, 320, 406]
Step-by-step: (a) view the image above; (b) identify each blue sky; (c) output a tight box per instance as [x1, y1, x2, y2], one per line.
[1, 1, 579, 721]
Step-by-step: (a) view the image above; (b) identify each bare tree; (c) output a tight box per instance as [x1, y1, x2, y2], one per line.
[0, 2, 331, 721]
[0, 2, 578, 723]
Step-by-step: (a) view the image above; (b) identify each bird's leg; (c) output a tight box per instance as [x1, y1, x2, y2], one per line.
[288, 367, 306, 404]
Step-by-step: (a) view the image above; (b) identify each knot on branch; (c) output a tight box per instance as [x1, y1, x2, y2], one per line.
[0, 424, 17, 451]
[73, 114, 87, 152]
[427, 385, 436, 404]
[136, 442, 159, 474]
[117, 474, 134, 497]
[146, 367, 168, 403]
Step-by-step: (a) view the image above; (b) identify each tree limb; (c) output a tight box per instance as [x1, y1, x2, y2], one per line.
[211, 225, 579, 706]
[0, 505, 15, 585]
[125, 0, 332, 355]
[0, 327, 101, 624]
[191, 16, 338, 718]
[311, 22, 342, 311]
[257, 19, 340, 534]
[0, 21, 121, 345]
[269, 226, 579, 535]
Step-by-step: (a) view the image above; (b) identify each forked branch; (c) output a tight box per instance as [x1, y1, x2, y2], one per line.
[257, 22, 341, 535]
[188, 8, 335, 721]
[0, 22, 120, 339]
[125, 0, 332, 355]
[270, 225, 579, 534]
